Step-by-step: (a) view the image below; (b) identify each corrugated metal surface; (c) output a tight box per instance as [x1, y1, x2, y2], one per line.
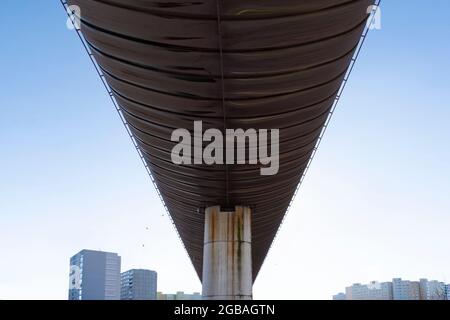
[67, 0, 375, 281]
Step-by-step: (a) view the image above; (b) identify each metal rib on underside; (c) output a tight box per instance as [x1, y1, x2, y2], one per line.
[66, 0, 375, 281]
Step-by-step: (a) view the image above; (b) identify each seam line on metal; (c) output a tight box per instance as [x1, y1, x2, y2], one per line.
[215, 0, 229, 205]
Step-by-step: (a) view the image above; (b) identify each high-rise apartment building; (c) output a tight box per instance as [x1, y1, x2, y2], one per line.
[344, 281, 393, 300]
[420, 279, 446, 300]
[392, 278, 420, 300]
[68, 249, 121, 300]
[121, 269, 157, 300]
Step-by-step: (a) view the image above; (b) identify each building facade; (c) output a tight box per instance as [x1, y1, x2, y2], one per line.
[334, 278, 449, 300]
[121, 269, 157, 300]
[420, 279, 446, 300]
[344, 281, 393, 300]
[333, 293, 346, 300]
[157, 291, 202, 300]
[68, 249, 121, 300]
[392, 278, 420, 300]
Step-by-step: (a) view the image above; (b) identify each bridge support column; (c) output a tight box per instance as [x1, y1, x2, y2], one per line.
[202, 205, 252, 300]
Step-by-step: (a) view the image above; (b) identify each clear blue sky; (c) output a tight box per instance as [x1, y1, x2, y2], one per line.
[0, 1, 449, 299]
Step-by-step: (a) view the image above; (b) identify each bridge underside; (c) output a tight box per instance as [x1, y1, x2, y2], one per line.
[67, 0, 374, 281]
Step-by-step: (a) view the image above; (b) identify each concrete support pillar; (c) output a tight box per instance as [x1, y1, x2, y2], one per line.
[202, 205, 252, 300]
